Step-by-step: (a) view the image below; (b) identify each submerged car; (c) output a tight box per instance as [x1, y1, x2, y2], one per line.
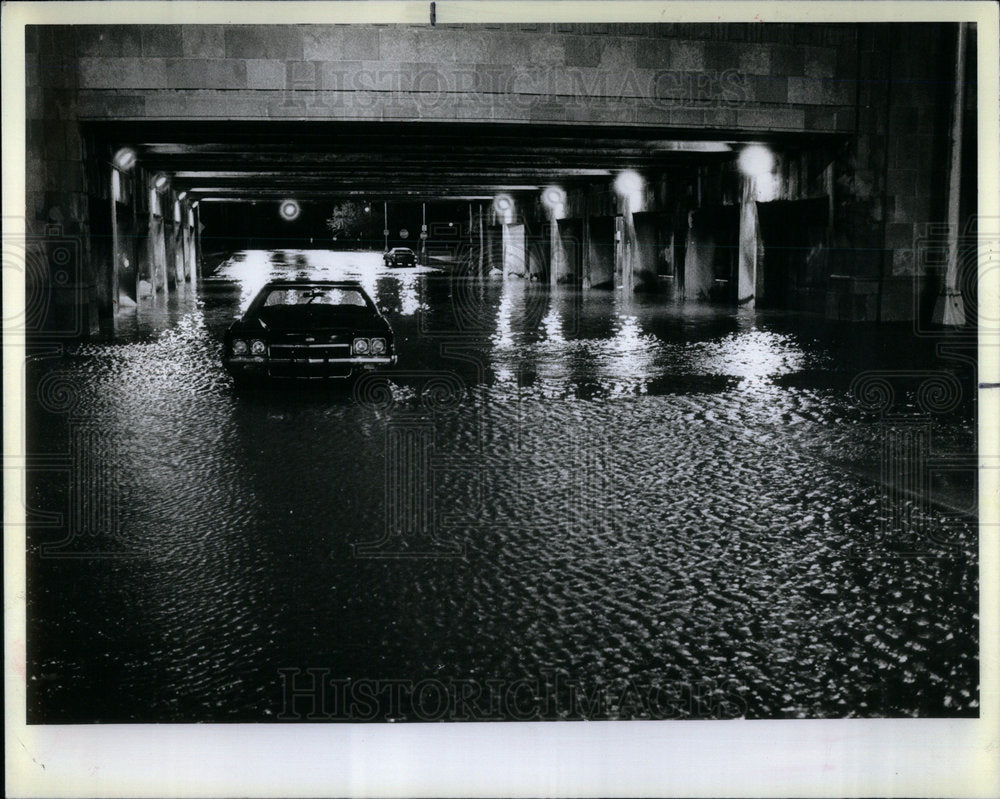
[224, 280, 396, 382]
[383, 247, 417, 267]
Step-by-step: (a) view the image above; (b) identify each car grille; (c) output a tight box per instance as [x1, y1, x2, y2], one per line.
[267, 343, 353, 378]
[268, 343, 350, 361]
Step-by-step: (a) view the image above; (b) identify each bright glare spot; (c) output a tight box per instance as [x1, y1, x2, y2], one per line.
[542, 186, 567, 220]
[542, 186, 566, 208]
[280, 200, 301, 221]
[492, 286, 515, 349]
[493, 194, 514, 225]
[153, 173, 170, 193]
[614, 170, 643, 196]
[541, 306, 565, 345]
[114, 147, 137, 171]
[614, 171, 645, 211]
[738, 144, 775, 177]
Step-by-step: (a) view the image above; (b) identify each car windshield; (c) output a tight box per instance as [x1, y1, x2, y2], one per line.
[262, 287, 367, 308]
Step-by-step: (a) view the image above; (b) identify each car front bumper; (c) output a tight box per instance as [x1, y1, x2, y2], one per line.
[225, 354, 396, 379]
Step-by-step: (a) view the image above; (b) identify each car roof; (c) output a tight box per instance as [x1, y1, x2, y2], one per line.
[390, 247, 414, 252]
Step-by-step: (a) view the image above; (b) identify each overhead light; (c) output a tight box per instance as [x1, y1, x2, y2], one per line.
[613, 170, 645, 212]
[737, 144, 775, 177]
[614, 170, 643, 197]
[153, 172, 171, 193]
[494, 194, 513, 213]
[280, 199, 301, 221]
[178, 191, 188, 201]
[114, 147, 137, 171]
[542, 186, 566, 208]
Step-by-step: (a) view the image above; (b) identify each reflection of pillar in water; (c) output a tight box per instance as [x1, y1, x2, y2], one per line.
[881, 417, 930, 551]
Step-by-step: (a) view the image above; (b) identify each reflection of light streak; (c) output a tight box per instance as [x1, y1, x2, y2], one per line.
[696, 330, 802, 382]
[541, 306, 564, 345]
[492, 285, 515, 349]
[600, 314, 657, 395]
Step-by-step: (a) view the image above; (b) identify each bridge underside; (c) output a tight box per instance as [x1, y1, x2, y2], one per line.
[89, 120, 833, 201]
[87, 118, 866, 332]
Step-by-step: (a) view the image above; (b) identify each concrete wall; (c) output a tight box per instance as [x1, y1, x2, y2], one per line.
[28, 23, 861, 127]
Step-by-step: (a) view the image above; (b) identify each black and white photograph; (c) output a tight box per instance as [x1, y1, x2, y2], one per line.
[4, 0, 999, 795]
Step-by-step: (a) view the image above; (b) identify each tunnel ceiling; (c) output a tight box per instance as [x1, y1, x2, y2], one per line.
[92, 120, 841, 202]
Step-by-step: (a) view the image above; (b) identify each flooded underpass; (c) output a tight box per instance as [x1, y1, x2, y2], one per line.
[26, 249, 978, 722]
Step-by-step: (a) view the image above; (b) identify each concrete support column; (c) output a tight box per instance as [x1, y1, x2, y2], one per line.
[631, 212, 661, 292]
[502, 223, 526, 278]
[148, 189, 168, 295]
[193, 204, 203, 283]
[737, 177, 760, 307]
[586, 216, 615, 288]
[549, 220, 565, 285]
[91, 191, 116, 335]
[477, 204, 485, 277]
[684, 210, 715, 300]
[620, 197, 637, 292]
[938, 21, 967, 326]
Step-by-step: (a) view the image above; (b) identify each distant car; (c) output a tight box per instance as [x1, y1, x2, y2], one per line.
[384, 247, 417, 267]
[224, 280, 396, 382]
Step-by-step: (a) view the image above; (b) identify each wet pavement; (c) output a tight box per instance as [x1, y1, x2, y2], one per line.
[26, 249, 978, 721]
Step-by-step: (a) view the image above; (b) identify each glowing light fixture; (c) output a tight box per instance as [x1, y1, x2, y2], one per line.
[113, 147, 137, 171]
[614, 170, 643, 197]
[613, 170, 645, 212]
[280, 199, 301, 221]
[737, 144, 775, 177]
[152, 172, 171, 193]
[541, 186, 567, 221]
[542, 186, 566, 208]
[493, 194, 514, 224]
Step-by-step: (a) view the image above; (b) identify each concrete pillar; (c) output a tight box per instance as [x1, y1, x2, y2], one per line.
[502, 223, 526, 278]
[737, 177, 759, 306]
[193, 204, 203, 282]
[684, 210, 715, 300]
[936, 21, 967, 326]
[182, 205, 196, 282]
[477, 204, 485, 277]
[148, 188, 168, 295]
[586, 216, 616, 289]
[631, 212, 661, 292]
[552, 219, 581, 284]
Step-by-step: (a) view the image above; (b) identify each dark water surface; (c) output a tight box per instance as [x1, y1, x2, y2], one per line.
[27, 250, 978, 721]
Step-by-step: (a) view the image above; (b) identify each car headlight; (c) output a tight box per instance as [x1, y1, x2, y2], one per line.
[231, 339, 248, 355]
[352, 337, 370, 355]
[250, 339, 266, 355]
[370, 338, 386, 355]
